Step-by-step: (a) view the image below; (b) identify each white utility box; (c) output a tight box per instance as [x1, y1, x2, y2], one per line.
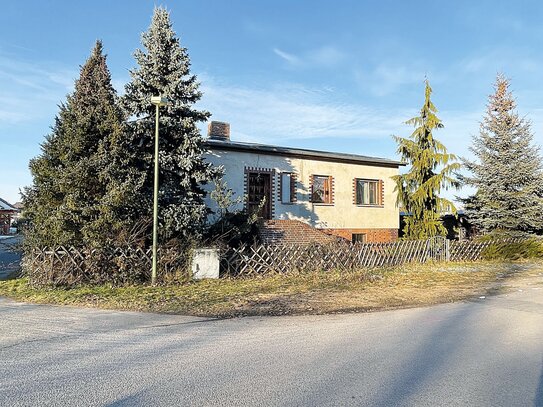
[191, 248, 220, 280]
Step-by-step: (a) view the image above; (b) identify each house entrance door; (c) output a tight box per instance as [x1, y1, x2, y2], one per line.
[247, 172, 272, 219]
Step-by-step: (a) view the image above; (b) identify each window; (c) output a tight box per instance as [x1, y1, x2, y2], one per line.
[352, 233, 367, 244]
[355, 179, 381, 205]
[311, 175, 333, 204]
[280, 172, 296, 203]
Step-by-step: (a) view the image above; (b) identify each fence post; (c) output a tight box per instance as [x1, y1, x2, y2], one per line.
[446, 239, 450, 262]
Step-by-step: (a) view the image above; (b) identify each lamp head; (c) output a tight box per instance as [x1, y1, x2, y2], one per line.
[150, 96, 168, 107]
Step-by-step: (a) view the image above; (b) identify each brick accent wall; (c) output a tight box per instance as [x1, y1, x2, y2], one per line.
[259, 220, 398, 245]
[259, 220, 339, 245]
[322, 228, 398, 243]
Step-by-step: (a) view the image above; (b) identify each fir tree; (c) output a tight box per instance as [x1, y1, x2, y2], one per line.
[461, 74, 543, 235]
[23, 41, 124, 248]
[393, 80, 460, 239]
[120, 7, 218, 241]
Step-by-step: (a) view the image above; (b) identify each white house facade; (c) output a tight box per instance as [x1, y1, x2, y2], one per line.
[203, 122, 403, 244]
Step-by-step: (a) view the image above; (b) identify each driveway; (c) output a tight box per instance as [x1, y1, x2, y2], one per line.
[0, 235, 22, 280]
[1, 273, 543, 406]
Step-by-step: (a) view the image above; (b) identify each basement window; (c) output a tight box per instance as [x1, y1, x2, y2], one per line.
[352, 233, 367, 244]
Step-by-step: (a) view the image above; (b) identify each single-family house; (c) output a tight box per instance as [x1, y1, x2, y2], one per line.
[204, 122, 404, 244]
[0, 198, 18, 235]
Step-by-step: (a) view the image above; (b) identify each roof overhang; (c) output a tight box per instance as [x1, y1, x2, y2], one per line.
[205, 139, 405, 168]
[0, 198, 18, 212]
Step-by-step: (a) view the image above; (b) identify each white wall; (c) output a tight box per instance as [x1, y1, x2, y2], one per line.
[204, 148, 399, 230]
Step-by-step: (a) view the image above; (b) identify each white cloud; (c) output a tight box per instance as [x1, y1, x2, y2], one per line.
[273, 45, 345, 68]
[0, 53, 129, 125]
[0, 54, 77, 124]
[197, 74, 490, 148]
[374, 64, 426, 96]
[458, 51, 539, 75]
[273, 48, 301, 66]
[307, 46, 345, 67]
[198, 75, 411, 143]
[354, 62, 432, 97]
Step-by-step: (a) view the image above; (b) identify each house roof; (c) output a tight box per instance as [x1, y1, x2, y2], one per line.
[205, 139, 405, 168]
[0, 197, 18, 212]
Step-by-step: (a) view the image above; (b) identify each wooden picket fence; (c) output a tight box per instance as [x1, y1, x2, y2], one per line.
[23, 238, 528, 283]
[23, 245, 190, 286]
[449, 238, 522, 261]
[222, 237, 525, 276]
[222, 237, 448, 276]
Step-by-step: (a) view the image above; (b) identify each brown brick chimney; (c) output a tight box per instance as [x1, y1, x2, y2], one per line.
[207, 121, 230, 141]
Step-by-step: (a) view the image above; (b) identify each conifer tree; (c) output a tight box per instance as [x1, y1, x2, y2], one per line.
[461, 74, 543, 235]
[23, 41, 125, 248]
[120, 7, 217, 241]
[393, 80, 460, 239]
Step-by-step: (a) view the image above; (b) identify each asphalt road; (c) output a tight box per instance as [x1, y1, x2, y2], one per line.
[0, 235, 22, 280]
[2, 275, 543, 406]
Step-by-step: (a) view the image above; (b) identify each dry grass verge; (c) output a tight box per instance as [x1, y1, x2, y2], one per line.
[1, 261, 542, 318]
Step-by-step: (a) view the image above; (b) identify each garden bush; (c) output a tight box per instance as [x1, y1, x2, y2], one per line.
[480, 238, 543, 260]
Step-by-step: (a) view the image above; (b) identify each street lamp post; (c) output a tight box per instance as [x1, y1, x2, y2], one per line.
[150, 95, 168, 285]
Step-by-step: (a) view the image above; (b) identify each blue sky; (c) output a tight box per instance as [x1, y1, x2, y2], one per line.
[2, 1, 543, 204]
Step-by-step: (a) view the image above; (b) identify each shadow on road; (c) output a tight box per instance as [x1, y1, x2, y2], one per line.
[106, 390, 147, 406]
[535, 358, 543, 407]
[369, 307, 477, 406]
[301, 305, 484, 407]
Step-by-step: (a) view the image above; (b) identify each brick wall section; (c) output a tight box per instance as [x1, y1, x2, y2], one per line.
[323, 228, 398, 243]
[259, 220, 339, 245]
[259, 220, 398, 244]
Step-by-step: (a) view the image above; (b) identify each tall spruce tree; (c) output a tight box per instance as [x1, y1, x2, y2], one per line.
[461, 74, 543, 235]
[120, 7, 217, 241]
[23, 41, 124, 248]
[393, 80, 460, 239]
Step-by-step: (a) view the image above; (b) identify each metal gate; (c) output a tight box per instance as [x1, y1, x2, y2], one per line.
[427, 236, 449, 262]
